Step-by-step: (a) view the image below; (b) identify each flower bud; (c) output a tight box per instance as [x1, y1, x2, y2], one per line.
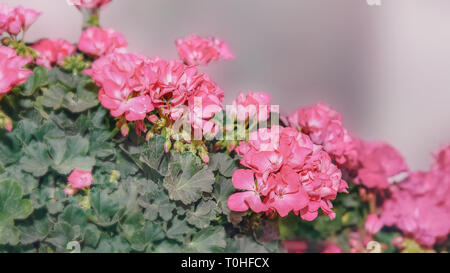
[120, 123, 129, 137]
[164, 139, 172, 153]
[146, 131, 154, 141]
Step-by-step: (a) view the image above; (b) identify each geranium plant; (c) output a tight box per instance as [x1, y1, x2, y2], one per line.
[0, 1, 449, 254]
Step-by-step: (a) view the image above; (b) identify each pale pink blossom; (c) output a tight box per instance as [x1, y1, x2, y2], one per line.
[364, 213, 383, 235]
[68, 169, 93, 190]
[78, 27, 127, 57]
[229, 126, 348, 220]
[0, 46, 32, 95]
[85, 52, 155, 123]
[432, 144, 450, 172]
[380, 169, 450, 247]
[232, 91, 272, 122]
[282, 240, 308, 253]
[175, 34, 234, 66]
[288, 102, 359, 169]
[31, 39, 76, 68]
[69, 0, 111, 9]
[321, 242, 342, 253]
[356, 141, 408, 190]
[0, 5, 40, 35]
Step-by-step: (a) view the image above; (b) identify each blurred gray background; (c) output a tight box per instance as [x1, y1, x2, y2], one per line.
[3, 0, 450, 170]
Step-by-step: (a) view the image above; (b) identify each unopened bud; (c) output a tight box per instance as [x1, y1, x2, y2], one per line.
[120, 123, 129, 137]
[109, 170, 120, 184]
[164, 139, 172, 153]
[173, 141, 182, 151]
[146, 131, 154, 141]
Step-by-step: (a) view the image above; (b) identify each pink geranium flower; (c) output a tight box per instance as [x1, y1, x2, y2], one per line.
[68, 169, 93, 190]
[78, 27, 127, 57]
[85, 52, 155, 123]
[282, 240, 308, 253]
[175, 34, 234, 66]
[0, 46, 32, 95]
[321, 242, 342, 253]
[356, 141, 408, 190]
[232, 91, 273, 122]
[69, 0, 111, 9]
[0, 5, 40, 35]
[31, 39, 76, 68]
[229, 126, 348, 220]
[364, 213, 383, 235]
[288, 102, 359, 169]
[432, 144, 450, 172]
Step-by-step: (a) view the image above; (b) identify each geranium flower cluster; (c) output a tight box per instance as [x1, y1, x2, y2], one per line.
[84, 51, 225, 153]
[228, 125, 349, 220]
[288, 102, 360, 169]
[0, 4, 40, 36]
[31, 39, 76, 68]
[78, 26, 127, 57]
[175, 34, 234, 66]
[69, 0, 111, 9]
[0, 46, 32, 95]
[379, 145, 450, 247]
[356, 141, 409, 190]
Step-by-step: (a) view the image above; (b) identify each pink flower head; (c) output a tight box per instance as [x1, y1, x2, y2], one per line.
[288, 102, 342, 144]
[187, 74, 224, 135]
[380, 169, 450, 247]
[68, 169, 93, 190]
[297, 150, 348, 221]
[0, 5, 40, 35]
[232, 91, 273, 122]
[321, 242, 342, 253]
[0, 46, 32, 94]
[84, 52, 155, 123]
[364, 213, 383, 235]
[78, 27, 127, 57]
[175, 34, 234, 66]
[356, 141, 408, 190]
[229, 126, 348, 220]
[432, 144, 450, 172]
[69, 0, 111, 9]
[31, 39, 76, 68]
[282, 240, 308, 253]
[288, 102, 359, 169]
[348, 231, 373, 253]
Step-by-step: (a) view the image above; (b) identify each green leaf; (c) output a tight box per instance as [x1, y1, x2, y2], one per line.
[139, 135, 169, 176]
[61, 85, 98, 113]
[139, 188, 175, 221]
[21, 66, 48, 96]
[19, 141, 52, 177]
[89, 190, 123, 227]
[47, 136, 96, 175]
[163, 152, 215, 205]
[185, 226, 226, 253]
[166, 217, 195, 242]
[213, 176, 234, 214]
[186, 200, 219, 229]
[209, 153, 237, 177]
[225, 237, 269, 253]
[17, 209, 50, 245]
[0, 179, 33, 245]
[46, 221, 81, 250]
[129, 222, 165, 252]
[41, 84, 67, 110]
[0, 134, 22, 166]
[60, 205, 88, 229]
[82, 224, 101, 248]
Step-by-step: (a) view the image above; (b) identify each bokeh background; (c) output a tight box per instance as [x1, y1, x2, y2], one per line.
[3, 0, 450, 170]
